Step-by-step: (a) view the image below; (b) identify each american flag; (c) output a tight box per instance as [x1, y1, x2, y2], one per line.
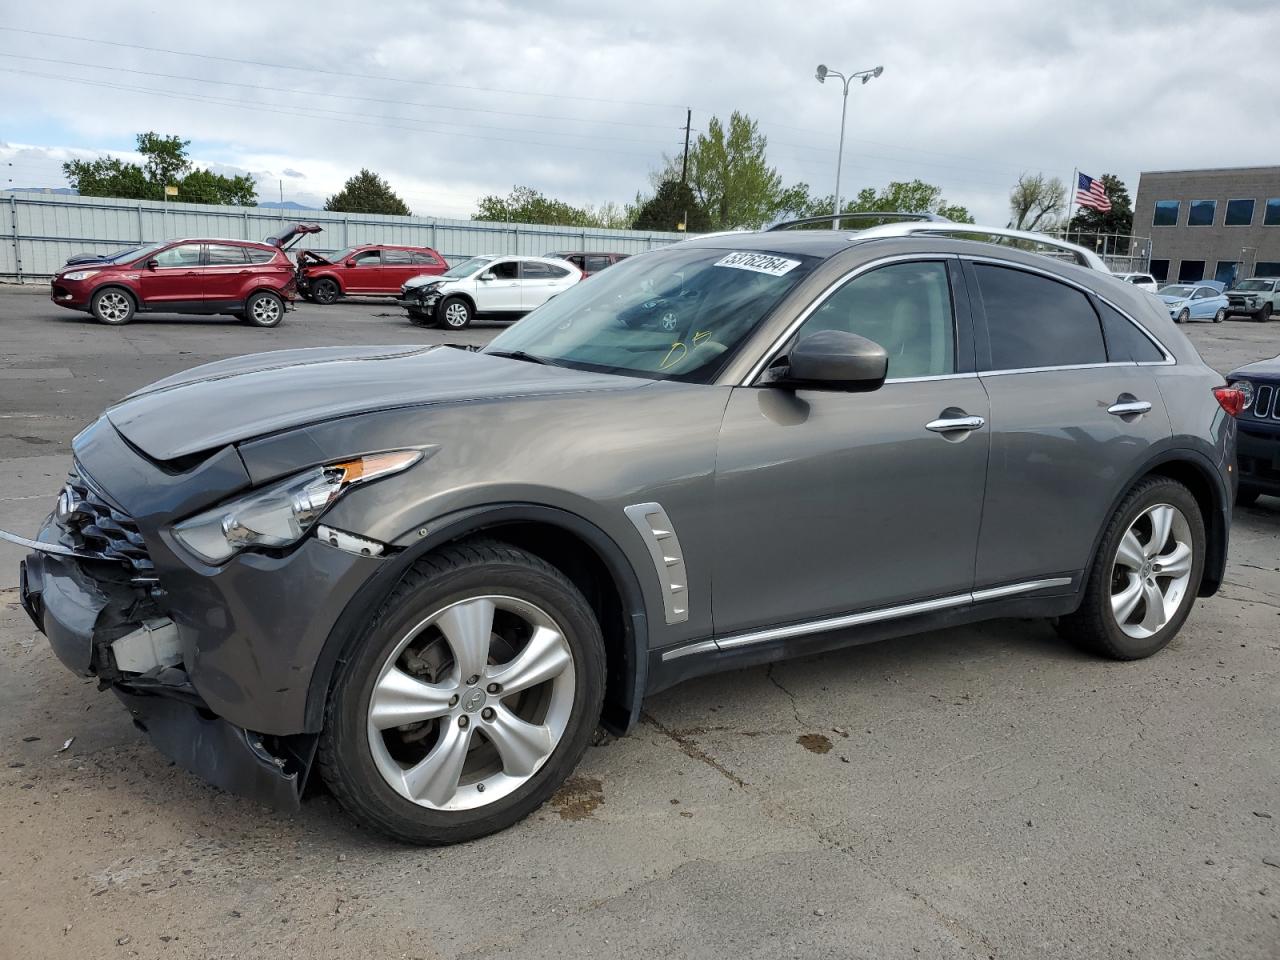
[1075, 172, 1112, 213]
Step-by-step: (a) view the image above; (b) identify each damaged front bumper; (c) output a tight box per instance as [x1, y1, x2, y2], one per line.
[19, 534, 311, 811]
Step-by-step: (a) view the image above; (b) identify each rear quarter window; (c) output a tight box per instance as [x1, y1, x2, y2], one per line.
[1096, 301, 1166, 363]
[974, 264, 1107, 371]
[246, 248, 278, 264]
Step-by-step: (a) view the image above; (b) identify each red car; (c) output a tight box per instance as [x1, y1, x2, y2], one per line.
[297, 244, 448, 304]
[50, 224, 321, 328]
[546, 251, 630, 277]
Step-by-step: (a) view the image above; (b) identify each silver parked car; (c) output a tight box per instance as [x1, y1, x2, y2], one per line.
[10, 222, 1240, 844]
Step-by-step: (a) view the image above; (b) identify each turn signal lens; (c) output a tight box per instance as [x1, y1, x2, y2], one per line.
[1212, 386, 1247, 417]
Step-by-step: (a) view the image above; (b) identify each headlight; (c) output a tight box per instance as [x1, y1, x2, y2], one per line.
[172, 450, 421, 564]
[1228, 379, 1254, 408]
[63, 270, 99, 281]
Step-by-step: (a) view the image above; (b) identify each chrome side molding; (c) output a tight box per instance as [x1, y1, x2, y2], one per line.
[623, 502, 690, 625]
[661, 576, 1073, 661]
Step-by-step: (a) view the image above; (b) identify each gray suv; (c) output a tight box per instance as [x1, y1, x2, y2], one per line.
[11, 226, 1239, 844]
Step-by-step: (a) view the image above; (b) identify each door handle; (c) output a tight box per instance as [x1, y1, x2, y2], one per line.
[926, 415, 985, 433]
[1107, 400, 1152, 417]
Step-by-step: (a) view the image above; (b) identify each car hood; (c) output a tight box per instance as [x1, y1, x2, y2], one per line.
[1158, 294, 1190, 305]
[404, 274, 453, 290]
[106, 345, 646, 461]
[1229, 354, 1280, 380]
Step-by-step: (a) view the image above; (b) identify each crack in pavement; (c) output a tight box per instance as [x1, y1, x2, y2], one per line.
[766, 662, 813, 729]
[640, 711, 746, 788]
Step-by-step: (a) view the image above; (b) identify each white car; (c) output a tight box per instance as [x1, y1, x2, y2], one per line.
[399, 255, 582, 329]
[1115, 272, 1159, 292]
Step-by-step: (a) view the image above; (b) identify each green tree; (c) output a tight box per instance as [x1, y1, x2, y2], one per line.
[1067, 174, 1132, 236]
[687, 112, 792, 229]
[62, 132, 258, 206]
[791, 179, 974, 224]
[631, 179, 712, 232]
[1008, 173, 1067, 231]
[472, 185, 627, 228]
[324, 169, 411, 216]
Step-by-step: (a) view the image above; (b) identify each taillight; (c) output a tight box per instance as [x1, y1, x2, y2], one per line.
[1213, 385, 1247, 416]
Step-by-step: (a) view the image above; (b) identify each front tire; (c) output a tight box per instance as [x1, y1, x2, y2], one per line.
[1057, 477, 1204, 660]
[1176, 308, 1190, 324]
[312, 278, 340, 305]
[1258, 304, 1273, 323]
[1213, 307, 1225, 323]
[244, 290, 285, 327]
[317, 541, 606, 845]
[436, 296, 473, 330]
[90, 287, 135, 325]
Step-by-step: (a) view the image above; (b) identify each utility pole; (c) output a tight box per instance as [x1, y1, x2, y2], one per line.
[680, 108, 692, 184]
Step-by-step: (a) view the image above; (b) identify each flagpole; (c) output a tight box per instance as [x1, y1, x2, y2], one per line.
[1066, 167, 1077, 242]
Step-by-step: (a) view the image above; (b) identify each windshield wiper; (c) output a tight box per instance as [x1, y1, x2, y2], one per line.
[486, 350, 566, 367]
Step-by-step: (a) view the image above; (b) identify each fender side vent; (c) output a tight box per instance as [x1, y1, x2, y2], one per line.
[623, 502, 690, 625]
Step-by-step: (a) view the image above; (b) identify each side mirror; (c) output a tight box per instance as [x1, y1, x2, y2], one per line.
[478, 272, 495, 281]
[345, 259, 357, 268]
[146, 259, 159, 270]
[770, 330, 888, 392]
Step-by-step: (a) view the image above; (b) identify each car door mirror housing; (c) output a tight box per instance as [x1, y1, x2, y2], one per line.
[478, 272, 495, 281]
[146, 258, 159, 270]
[771, 330, 889, 392]
[345, 260, 357, 268]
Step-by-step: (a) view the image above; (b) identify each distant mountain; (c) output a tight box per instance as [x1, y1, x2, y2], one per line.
[8, 186, 79, 195]
[260, 200, 318, 210]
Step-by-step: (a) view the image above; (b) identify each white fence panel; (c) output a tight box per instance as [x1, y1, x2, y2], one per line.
[1, 192, 687, 280]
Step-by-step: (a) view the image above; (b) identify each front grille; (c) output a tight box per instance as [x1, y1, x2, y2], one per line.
[1244, 383, 1278, 421]
[56, 466, 155, 579]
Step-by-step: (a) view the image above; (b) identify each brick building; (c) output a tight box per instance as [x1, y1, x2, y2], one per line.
[1132, 165, 1280, 285]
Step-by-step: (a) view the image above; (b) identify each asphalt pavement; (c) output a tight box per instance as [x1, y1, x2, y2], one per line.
[1, 284, 1277, 959]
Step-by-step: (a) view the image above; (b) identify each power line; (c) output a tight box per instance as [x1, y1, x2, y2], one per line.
[0, 51, 683, 132]
[0, 26, 687, 110]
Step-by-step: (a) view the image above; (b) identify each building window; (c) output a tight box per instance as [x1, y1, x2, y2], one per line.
[1187, 200, 1216, 227]
[1214, 261, 1241, 286]
[1265, 199, 1280, 226]
[1153, 201, 1180, 226]
[1178, 260, 1205, 282]
[1149, 259, 1170, 282]
[1257, 262, 1280, 277]
[1225, 198, 1255, 226]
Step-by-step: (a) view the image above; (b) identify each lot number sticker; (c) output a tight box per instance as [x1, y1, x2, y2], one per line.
[714, 252, 801, 277]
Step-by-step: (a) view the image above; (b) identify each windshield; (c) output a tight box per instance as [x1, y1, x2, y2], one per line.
[106, 242, 167, 265]
[1235, 279, 1273, 291]
[1159, 284, 1194, 298]
[484, 246, 819, 383]
[442, 256, 494, 279]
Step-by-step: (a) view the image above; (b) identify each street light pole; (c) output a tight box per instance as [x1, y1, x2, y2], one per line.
[815, 64, 883, 228]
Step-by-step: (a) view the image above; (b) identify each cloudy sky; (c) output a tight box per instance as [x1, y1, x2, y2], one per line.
[1, 1, 1277, 225]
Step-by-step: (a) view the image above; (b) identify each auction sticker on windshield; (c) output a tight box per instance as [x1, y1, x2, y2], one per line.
[714, 252, 801, 276]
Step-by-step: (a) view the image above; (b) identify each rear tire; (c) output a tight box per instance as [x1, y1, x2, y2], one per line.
[436, 296, 473, 330]
[90, 287, 135, 326]
[243, 290, 285, 328]
[317, 540, 606, 845]
[1057, 477, 1204, 660]
[313, 278, 340, 305]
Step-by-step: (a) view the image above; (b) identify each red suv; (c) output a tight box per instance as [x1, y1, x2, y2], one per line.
[297, 244, 448, 304]
[546, 251, 630, 277]
[50, 224, 321, 328]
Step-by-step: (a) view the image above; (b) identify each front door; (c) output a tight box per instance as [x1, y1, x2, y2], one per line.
[341, 248, 384, 293]
[137, 242, 204, 305]
[713, 258, 990, 636]
[965, 261, 1173, 589]
[475, 259, 522, 312]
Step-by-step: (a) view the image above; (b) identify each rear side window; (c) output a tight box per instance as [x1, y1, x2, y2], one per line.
[409, 251, 439, 265]
[246, 248, 277, 264]
[206, 244, 248, 265]
[584, 255, 612, 272]
[974, 264, 1106, 371]
[798, 260, 955, 378]
[382, 249, 412, 265]
[1096, 301, 1165, 363]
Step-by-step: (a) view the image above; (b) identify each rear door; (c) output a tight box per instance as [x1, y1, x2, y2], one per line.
[137, 242, 204, 305]
[380, 249, 425, 291]
[202, 243, 251, 303]
[966, 260, 1172, 590]
[583, 254, 613, 277]
[519, 260, 573, 309]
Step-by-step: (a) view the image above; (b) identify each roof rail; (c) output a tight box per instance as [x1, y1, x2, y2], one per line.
[851, 221, 1110, 272]
[767, 211, 951, 231]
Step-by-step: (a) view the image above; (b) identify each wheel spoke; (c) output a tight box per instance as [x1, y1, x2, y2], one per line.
[1157, 541, 1193, 579]
[484, 705, 553, 777]
[486, 626, 571, 696]
[1139, 580, 1168, 632]
[436, 598, 496, 681]
[369, 667, 455, 730]
[403, 720, 473, 806]
[1115, 530, 1145, 571]
[1144, 505, 1174, 558]
[1112, 575, 1143, 623]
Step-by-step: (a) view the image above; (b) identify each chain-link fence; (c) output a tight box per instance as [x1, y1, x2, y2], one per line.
[1047, 230, 1153, 274]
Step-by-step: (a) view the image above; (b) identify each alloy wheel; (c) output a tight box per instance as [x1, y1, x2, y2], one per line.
[1109, 503, 1194, 640]
[365, 595, 576, 811]
[97, 292, 130, 323]
[444, 302, 469, 328]
[251, 296, 281, 324]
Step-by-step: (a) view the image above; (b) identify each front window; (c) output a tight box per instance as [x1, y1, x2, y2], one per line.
[484, 246, 820, 383]
[442, 256, 493, 279]
[152, 243, 202, 268]
[1159, 284, 1194, 298]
